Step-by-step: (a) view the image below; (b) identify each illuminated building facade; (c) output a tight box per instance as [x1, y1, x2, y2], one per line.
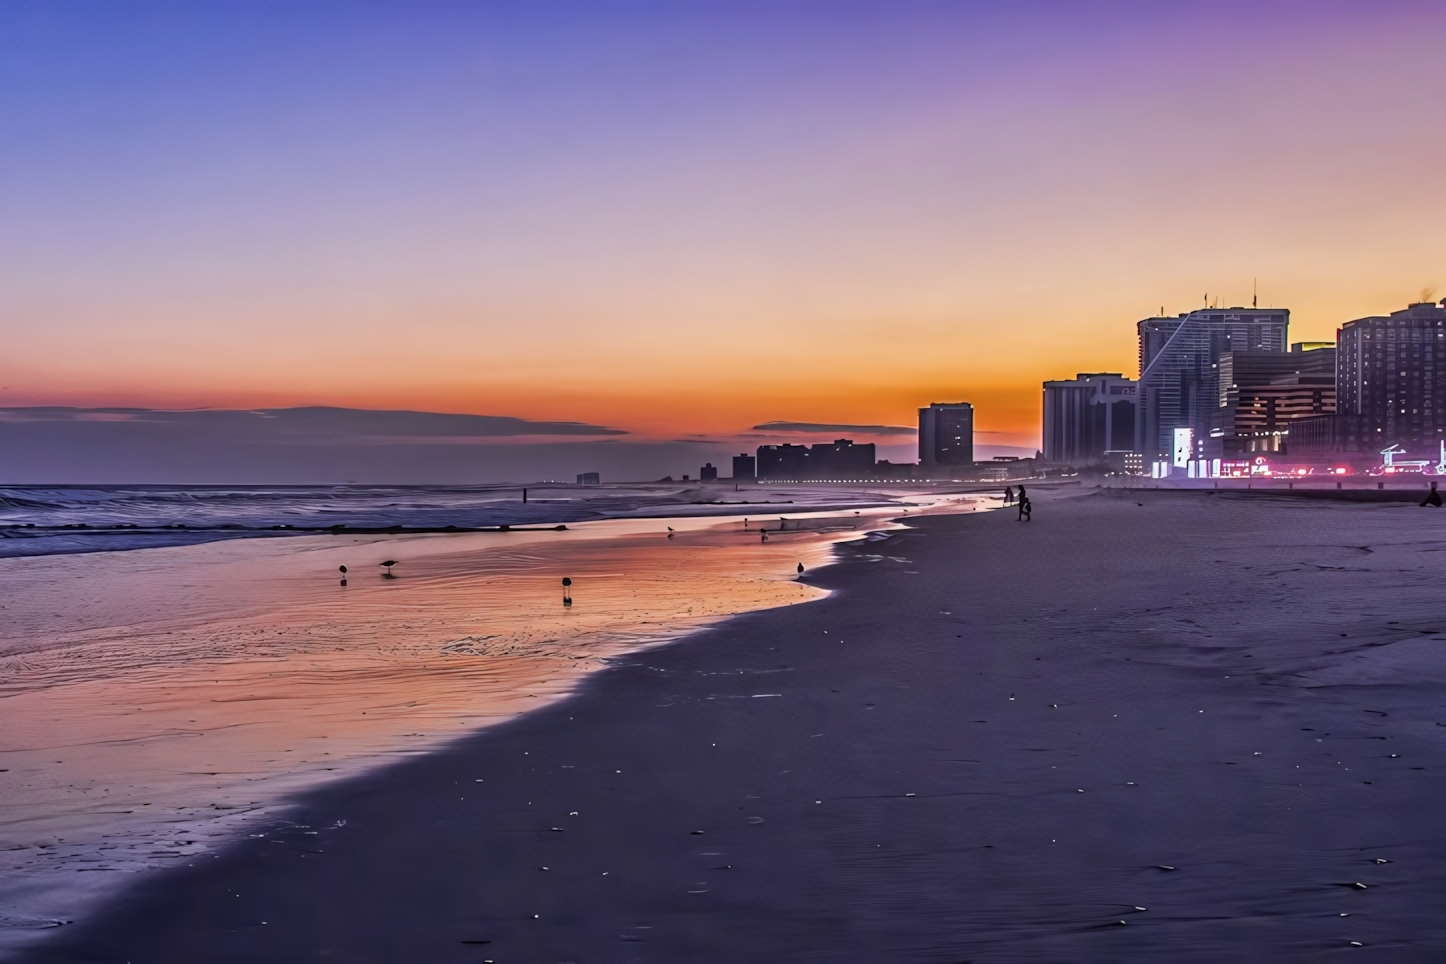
[1212, 344, 1335, 456]
[1137, 308, 1289, 461]
[1337, 301, 1446, 457]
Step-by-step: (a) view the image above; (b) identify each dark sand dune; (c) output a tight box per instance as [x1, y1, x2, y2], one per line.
[24, 490, 1446, 962]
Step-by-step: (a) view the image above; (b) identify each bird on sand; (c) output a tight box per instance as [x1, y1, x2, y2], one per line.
[339, 565, 347, 575]
[797, 563, 804, 574]
[380, 560, 398, 577]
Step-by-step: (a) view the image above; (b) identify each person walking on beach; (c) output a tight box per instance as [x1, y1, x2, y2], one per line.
[1017, 495, 1032, 521]
[1423, 481, 1442, 507]
[1004, 486, 1014, 505]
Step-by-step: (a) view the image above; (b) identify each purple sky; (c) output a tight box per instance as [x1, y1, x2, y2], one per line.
[2, 2, 1444, 480]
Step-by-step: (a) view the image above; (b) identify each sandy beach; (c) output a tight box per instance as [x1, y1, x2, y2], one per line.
[19, 487, 1446, 962]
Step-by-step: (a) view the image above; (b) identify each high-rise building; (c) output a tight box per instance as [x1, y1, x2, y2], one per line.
[1041, 373, 1137, 464]
[1337, 301, 1446, 456]
[731, 453, 756, 480]
[700, 463, 718, 481]
[1136, 308, 1289, 461]
[1212, 344, 1335, 456]
[918, 403, 974, 470]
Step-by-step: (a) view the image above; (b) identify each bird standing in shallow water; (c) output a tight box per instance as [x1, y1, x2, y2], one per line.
[380, 560, 397, 578]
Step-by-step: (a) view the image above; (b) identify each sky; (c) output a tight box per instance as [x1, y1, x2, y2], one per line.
[2, 1, 1445, 480]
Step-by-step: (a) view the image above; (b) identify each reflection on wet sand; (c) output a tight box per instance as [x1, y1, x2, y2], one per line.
[0, 509, 909, 935]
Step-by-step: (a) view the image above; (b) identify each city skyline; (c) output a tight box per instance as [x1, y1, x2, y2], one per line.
[4, 1, 1446, 469]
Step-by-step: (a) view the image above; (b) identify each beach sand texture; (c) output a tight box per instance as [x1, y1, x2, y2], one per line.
[19, 489, 1446, 962]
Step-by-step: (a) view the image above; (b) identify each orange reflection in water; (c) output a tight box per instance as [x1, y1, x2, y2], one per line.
[0, 511, 891, 928]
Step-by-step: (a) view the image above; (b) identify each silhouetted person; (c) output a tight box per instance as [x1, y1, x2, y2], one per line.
[1422, 481, 1442, 507]
[1004, 486, 1014, 505]
[797, 562, 804, 575]
[1017, 484, 1027, 503]
[1018, 496, 1032, 521]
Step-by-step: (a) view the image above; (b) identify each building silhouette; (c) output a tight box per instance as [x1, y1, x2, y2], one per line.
[1335, 300, 1446, 456]
[1041, 373, 1137, 464]
[918, 403, 974, 470]
[731, 453, 756, 481]
[756, 439, 876, 480]
[808, 439, 876, 478]
[700, 462, 718, 481]
[757, 443, 810, 479]
[576, 472, 600, 485]
[1137, 308, 1289, 462]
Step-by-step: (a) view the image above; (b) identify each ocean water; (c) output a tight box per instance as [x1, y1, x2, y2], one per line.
[0, 482, 905, 558]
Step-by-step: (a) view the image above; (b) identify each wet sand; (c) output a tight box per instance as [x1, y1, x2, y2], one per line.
[0, 509, 911, 949]
[21, 488, 1446, 962]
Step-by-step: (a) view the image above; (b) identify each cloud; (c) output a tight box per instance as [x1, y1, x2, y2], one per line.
[0, 407, 640, 483]
[0, 406, 626, 438]
[750, 420, 915, 437]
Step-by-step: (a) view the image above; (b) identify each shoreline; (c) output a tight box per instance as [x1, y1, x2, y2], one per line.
[21, 486, 1446, 961]
[0, 504, 964, 956]
[0, 481, 973, 560]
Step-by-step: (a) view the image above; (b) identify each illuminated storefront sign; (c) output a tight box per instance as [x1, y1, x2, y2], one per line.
[1172, 428, 1193, 468]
